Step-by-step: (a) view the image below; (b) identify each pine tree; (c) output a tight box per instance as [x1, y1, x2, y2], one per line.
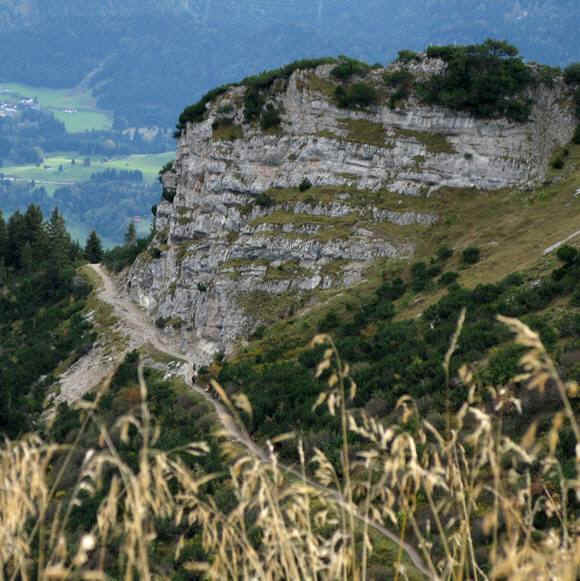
[85, 230, 104, 263]
[46, 208, 72, 270]
[0, 210, 6, 262]
[124, 221, 137, 246]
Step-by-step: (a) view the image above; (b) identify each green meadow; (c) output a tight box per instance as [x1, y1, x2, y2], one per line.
[1, 152, 175, 193]
[0, 82, 112, 132]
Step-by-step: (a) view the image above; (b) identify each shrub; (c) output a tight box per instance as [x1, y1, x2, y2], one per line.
[556, 244, 578, 264]
[564, 62, 580, 85]
[244, 88, 265, 123]
[462, 246, 481, 265]
[436, 245, 454, 261]
[330, 58, 371, 81]
[175, 84, 232, 135]
[551, 155, 565, 169]
[440, 271, 459, 286]
[335, 83, 378, 109]
[383, 70, 414, 88]
[149, 247, 162, 259]
[318, 310, 339, 331]
[396, 49, 420, 63]
[260, 104, 282, 130]
[376, 277, 406, 300]
[299, 178, 312, 192]
[162, 188, 176, 203]
[255, 193, 274, 208]
[421, 39, 532, 122]
[411, 261, 428, 292]
[573, 125, 580, 145]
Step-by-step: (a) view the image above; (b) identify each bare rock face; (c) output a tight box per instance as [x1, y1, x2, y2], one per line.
[128, 61, 575, 363]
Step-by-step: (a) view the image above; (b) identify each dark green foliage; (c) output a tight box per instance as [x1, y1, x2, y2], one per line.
[175, 58, 337, 136]
[242, 58, 337, 90]
[440, 271, 459, 286]
[556, 245, 578, 264]
[255, 193, 274, 208]
[175, 85, 232, 135]
[564, 63, 580, 85]
[104, 231, 152, 273]
[551, 155, 565, 169]
[436, 245, 454, 261]
[90, 169, 143, 183]
[396, 50, 420, 63]
[330, 58, 371, 80]
[218, 249, 580, 465]
[260, 104, 282, 130]
[573, 125, 580, 145]
[299, 178, 312, 192]
[84, 230, 104, 263]
[410, 261, 429, 292]
[421, 39, 533, 122]
[462, 246, 481, 265]
[0, 204, 93, 438]
[334, 83, 378, 109]
[384, 69, 414, 107]
[162, 188, 177, 203]
[318, 310, 340, 331]
[376, 277, 406, 301]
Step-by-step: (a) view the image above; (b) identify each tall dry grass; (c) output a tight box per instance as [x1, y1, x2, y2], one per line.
[0, 313, 578, 580]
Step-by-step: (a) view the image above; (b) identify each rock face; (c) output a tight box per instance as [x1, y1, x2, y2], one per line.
[128, 61, 575, 363]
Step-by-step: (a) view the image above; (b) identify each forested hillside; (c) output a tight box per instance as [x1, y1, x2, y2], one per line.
[0, 0, 579, 126]
[0, 206, 97, 437]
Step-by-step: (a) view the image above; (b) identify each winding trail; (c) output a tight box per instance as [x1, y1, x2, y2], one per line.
[69, 264, 433, 579]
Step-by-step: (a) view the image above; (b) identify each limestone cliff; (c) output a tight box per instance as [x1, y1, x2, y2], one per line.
[128, 59, 576, 363]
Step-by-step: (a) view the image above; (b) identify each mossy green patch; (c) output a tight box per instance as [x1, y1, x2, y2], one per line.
[338, 118, 389, 147]
[393, 128, 456, 154]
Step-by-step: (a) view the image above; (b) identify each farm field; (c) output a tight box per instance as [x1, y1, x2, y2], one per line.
[1, 152, 175, 193]
[0, 82, 112, 132]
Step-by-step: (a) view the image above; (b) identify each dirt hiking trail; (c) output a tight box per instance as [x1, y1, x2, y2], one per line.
[55, 263, 432, 578]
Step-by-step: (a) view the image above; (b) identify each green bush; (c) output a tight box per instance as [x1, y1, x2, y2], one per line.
[330, 58, 371, 81]
[436, 245, 454, 261]
[260, 104, 282, 130]
[421, 39, 532, 122]
[376, 277, 406, 300]
[573, 125, 580, 144]
[556, 245, 578, 264]
[551, 155, 565, 169]
[162, 188, 176, 203]
[564, 62, 580, 85]
[175, 85, 232, 135]
[335, 83, 378, 109]
[440, 271, 459, 286]
[462, 246, 481, 265]
[244, 88, 265, 123]
[396, 49, 420, 63]
[299, 178, 312, 192]
[255, 193, 274, 208]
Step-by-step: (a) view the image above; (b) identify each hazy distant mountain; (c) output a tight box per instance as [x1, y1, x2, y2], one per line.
[0, 0, 578, 127]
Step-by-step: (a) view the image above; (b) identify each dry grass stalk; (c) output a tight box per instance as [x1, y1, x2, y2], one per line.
[0, 315, 577, 580]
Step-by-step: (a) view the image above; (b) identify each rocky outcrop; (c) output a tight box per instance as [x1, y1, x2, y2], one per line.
[128, 61, 576, 363]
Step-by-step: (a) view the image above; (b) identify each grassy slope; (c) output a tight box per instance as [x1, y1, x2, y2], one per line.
[1, 152, 175, 193]
[232, 142, 580, 360]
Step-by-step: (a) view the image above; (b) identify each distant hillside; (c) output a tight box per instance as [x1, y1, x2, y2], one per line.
[0, 0, 579, 127]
